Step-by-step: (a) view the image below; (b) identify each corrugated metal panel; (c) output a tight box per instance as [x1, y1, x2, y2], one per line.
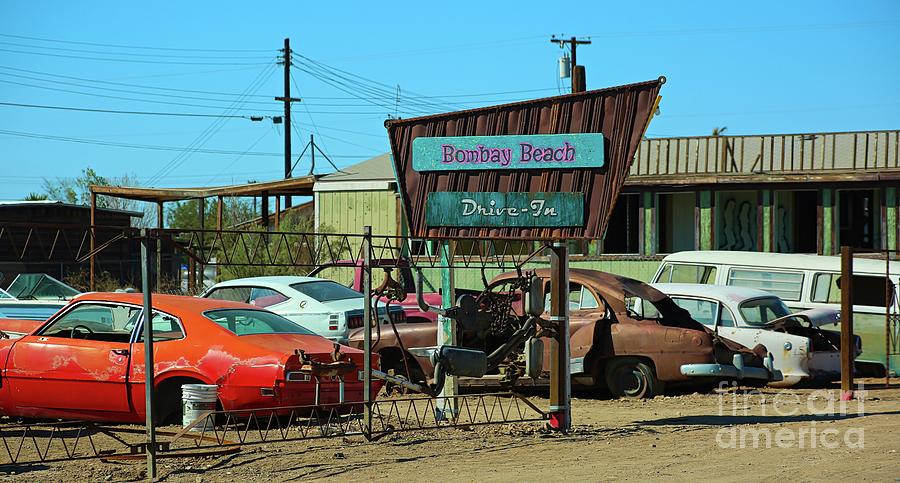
[317, 190, 397, 236]
[631, 130, 900, 176]
[386, 78, 664, 240]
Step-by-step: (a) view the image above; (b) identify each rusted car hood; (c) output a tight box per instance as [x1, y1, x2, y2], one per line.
[763, 308, 840, 330]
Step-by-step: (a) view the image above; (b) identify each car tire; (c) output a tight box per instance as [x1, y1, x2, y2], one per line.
[604, 357, 661, 399]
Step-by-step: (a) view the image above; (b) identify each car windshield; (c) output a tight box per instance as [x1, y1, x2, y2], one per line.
[204, 309, 317, 336]
[290, 280, 363, 302]
[6, 274, 80, 300]
[739, 297, 792, 326]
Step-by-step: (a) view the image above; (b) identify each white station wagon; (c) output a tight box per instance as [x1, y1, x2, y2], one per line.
[649, 283, 859, 387]
[200, 276, 404, 344]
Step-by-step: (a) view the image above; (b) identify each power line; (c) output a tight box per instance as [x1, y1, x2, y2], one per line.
[0, 128, 371, 158]
[207, 128, 273, 185]
[0, 40, 272, 60]
[297, 55, 464, 112]
[0, 101, 256, 118]
[0, 32, 274, 52]
[0, 67, 276, 104]
[146, 63, 277, 185]
[0, 47, 273, 65]
[0, 78, 283, 111]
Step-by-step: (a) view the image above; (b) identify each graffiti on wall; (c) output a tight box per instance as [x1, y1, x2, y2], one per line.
[717, 194, 796, 252]
[718, 198, 756, 251]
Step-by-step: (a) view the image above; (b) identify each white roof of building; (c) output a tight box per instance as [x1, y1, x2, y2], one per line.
[661, 250, 897, 275]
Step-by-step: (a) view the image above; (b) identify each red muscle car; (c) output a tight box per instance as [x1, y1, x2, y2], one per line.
[0, 292, 380, 423]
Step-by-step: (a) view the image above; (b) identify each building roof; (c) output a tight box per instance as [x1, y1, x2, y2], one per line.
[314, 154, 395, 192]
[0, 200, 144, 218]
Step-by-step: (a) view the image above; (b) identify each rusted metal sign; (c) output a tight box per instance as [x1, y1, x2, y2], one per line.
[412, 133, 604, 172]
[386, 77, 665, 240]
[425, 192, 584, 227]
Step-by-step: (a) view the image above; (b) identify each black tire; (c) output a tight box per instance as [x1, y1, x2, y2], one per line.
[604, 357, 662, 399]
[379, 350, 426, 396]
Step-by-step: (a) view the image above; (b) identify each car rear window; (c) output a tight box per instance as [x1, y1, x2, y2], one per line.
[289, 281, 363, 302]
[204, 309, 316, 336]
[738, 297, 792, 326]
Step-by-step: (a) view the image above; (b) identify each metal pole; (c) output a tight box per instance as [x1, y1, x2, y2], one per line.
[840, 245, 855, 400]
[283, 37, 292, 209]
[90, 191, 96, 291]
[140, 229, 157, 479]
[437, 240, 458, 418]
[156, 202, 163, 293]
[886, 250, 892, 387]
[548, 241, 571, 431]
[362, 225, 372, 437]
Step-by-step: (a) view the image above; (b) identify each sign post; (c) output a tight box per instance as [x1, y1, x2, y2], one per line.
[437, 240, 458, 418]
[548, 242, 571, 431]
[387, 78, 665, 433]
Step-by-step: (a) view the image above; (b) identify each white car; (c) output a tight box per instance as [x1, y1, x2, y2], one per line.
[200, 276, 404, 344]
[650, 283, 859, 388]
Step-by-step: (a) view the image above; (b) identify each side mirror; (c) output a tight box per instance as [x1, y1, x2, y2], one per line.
[524, 277, 545, 317]
[525, 337, 544, 379]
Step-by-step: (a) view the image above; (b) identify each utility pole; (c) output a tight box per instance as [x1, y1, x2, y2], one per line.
[276, 38, 301, 209]
[551, 35, 591, 93]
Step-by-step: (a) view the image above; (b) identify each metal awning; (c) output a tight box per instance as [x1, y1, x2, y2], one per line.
[89, 175, 318, 203]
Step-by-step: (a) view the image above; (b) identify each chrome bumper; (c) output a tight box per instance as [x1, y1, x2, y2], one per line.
[681, 353, 782, 382]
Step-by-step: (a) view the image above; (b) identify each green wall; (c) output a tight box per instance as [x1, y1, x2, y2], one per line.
[317, 190, 397, 236]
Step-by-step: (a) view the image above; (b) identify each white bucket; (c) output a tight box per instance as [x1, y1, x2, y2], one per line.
[182, 384, 217, 431]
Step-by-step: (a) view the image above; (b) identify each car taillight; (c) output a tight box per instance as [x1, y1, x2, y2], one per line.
[392, 311, 406, 324]
[347, 314, 364, 329]
[329, 313, 340, 331]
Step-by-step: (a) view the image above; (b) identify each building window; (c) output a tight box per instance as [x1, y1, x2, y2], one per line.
[603, 194, 639, 254]
[838, 190, 878, 249]
[716, 191, 758, 251]
[774, 190, 817, 253]
[657, 192, 695, 253]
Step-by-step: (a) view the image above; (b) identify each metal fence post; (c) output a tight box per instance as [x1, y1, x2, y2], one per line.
[140, 229, 157, 479]
[840, 245, 855, 400]
[437, 240, 458, 418]
[362, 225, 373, 437]
[548, 241, 571, 431]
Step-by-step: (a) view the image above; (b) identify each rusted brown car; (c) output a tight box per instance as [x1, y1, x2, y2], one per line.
[349, 268, 774, 398]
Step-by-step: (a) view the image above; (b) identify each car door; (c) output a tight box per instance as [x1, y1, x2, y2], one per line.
[5, 302, 139, 414]
[127, 310, 187, 417]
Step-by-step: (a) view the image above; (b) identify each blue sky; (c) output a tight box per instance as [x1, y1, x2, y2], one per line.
[0, 1, 897, 200]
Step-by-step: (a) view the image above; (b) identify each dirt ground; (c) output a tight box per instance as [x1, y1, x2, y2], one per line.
[2, 380, 898, 482]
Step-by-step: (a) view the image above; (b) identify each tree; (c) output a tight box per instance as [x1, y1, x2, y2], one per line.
[42, 167, 139, 211]
[166, 197, 257, 229]
[22, 192, 48, 201]
[711, 126, 728, 137]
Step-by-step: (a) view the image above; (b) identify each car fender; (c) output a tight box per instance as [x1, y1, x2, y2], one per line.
[717, 327, 810, 386]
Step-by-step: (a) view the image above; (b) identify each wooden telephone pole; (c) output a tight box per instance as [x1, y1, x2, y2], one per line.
[276, 38, 301, 209]
[551, 35, 591, 93]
